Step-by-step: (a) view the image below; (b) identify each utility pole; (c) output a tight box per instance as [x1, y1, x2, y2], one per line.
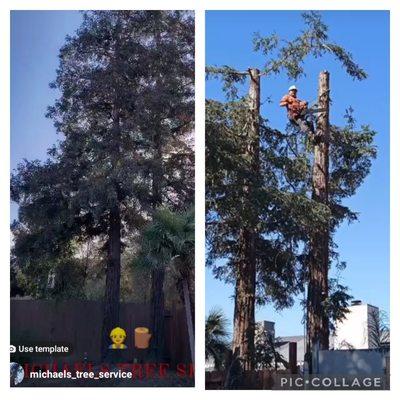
[232, 68, 260, 371]
[307, 71, 330, 371]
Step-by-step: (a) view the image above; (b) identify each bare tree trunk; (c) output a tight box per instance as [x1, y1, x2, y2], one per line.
[232, 68, 260, 371]
[182, 279, 195, 363]
[150, 127, 167, 361]
[101, 205, 122, 359]
[307, 71, 330, 367]
[150, 267, 165, 360]
[232, 230, 256, 371]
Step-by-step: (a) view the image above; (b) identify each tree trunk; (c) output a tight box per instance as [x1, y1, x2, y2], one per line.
[232, 68, 260, 371]
[101, 205, 122, 359]
[307, 71, 330, 366]
[101, 89, 122, 359]
[150, 267, 165, 360]
[150, 129, 166, 361]
[183, 278, 195, 363]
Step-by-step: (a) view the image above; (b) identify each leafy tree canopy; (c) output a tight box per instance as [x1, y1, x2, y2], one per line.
[11, 10, 194, 298]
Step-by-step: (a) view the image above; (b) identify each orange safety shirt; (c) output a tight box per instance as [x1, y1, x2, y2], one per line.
[280, 94, 307, 119]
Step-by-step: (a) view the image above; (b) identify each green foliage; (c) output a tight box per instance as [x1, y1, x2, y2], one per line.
[286, 113, 376, 319]
[11, 11, 194, 299]
[10, 265, 25, 297]
[12, 254, 86, 300]
[207, 12, 367, 101]
[205, 308, 230, 371]
[252, 32, 279, 55]
[134, 207, 194, 276]
[254, 11, 367, 80]
[254, 329, 288, 370]
[206, 97, 337, 309]
[330, 116, 377, 211]
[206, 11, 376, 322]
[206, 102, 375, 322]
[206, 66, 247, 99]
[324, 278, 353, 332]
[133, 207, 195, 320]
[48, 258, 87, 300]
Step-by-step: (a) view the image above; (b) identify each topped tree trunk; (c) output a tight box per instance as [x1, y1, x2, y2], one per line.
[232, 68, 260, 371]
[307, 71, 330, 364]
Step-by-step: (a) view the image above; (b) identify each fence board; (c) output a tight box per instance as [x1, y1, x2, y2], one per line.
[11, 299, 190, 366]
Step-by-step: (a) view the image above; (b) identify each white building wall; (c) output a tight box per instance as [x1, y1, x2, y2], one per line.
[334, 303, 379, 349]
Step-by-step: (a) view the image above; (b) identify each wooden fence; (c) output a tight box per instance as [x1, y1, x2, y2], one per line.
[11, 299, 191, 367]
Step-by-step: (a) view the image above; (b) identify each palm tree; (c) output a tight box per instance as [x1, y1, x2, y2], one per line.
[206, 308, 230, 371]
[134, 207, 195, 362]
[368, 309, 390, 349]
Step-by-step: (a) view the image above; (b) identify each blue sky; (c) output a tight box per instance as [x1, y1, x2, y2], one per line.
[11, 10, 83, 220]
[206, 10, 390, 337]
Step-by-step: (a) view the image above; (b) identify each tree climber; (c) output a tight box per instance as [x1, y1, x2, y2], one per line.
[280, 85, 315, 136]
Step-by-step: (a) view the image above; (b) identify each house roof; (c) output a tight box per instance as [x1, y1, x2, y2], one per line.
[277, 335, 304, 344]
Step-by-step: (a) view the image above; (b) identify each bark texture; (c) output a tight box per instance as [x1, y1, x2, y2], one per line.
[183, 279, 195, 363]
[101, 205, 122, 359]
[307, 71, 330, 362]
[150, 129, 166, 361]
[150, 267, 165, 359]
[232, 68, 260, 371]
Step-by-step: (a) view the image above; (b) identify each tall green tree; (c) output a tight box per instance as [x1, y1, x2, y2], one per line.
[206, 98, 319, 370]
[206, 11, 374, 370]
[11, 10, 194, 359]
[137, 11, 194, 360]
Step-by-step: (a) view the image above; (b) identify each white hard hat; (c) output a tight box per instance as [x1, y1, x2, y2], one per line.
[288, 85, 297, 91]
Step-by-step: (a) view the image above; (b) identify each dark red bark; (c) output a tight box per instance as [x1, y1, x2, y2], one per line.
[232, 229, 256, 371]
